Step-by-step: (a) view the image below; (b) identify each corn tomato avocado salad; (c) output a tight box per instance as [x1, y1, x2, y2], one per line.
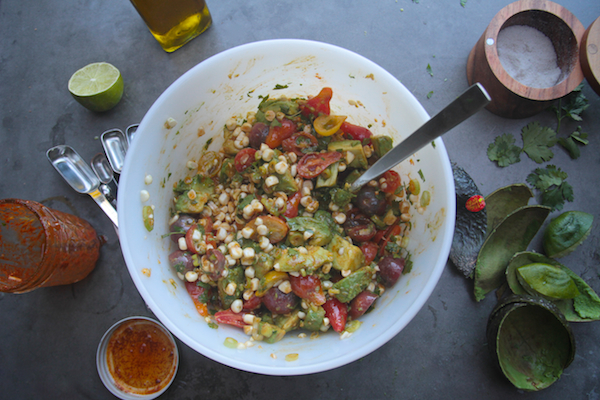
[166, 88, 429, 343]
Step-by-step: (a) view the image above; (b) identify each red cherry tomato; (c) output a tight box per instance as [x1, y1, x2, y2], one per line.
[185, 281, 209, 317]
[381, 170, 401, 194]
[296, 151, 342, 179]
[265, 118, 297, 149]
[234, 148, 257, 172]
[185, 224, 204, 254]
[289, 274, 326, 306]
[301, 87, 332, 117]
[215, 310, 247, 328]
[282, 132, 318, 156]
[360, 241, 379, 264]
[323, 297, 348, 332]
[283, 191, 302, 218]
[242, 294, 262, 311]
[349, 290, 378, 319]
[340, 121, 373, 141]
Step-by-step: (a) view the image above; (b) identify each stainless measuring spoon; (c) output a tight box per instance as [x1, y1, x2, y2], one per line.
[47, 145, 119, 227]
[350, 83, 491, 192]
[101, 128, 128, 175]
[91, 152, 118, 208]
[125, 124, 139, 145]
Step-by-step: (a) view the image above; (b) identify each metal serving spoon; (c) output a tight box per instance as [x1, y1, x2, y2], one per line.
[47, 145, 119, 227]
[350, 83, 491, 192]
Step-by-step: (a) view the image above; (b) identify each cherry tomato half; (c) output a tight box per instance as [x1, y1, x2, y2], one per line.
[381, 170, 401, 194]
[215, 310, 247, 328]
[360, 241, 379, 264]
[340, 121, 373, 141]
[265, 118, 297, 149]
[185, 281, 209, 317]
[343, 215, 377, 242]
[301, 87, 332, 117]
[283, 191, 302, 218]
[323, 297, 348, 332]
[296, 151, 342, 179]
[242, 293, 262, 311]
[313, 115, 347, 136]
[289, 274, 326, 306]
[349, 290, 378, 319]
[282, 132, 318, 156]
[185, 224, 204, 254]
[234, 148, 257, 172]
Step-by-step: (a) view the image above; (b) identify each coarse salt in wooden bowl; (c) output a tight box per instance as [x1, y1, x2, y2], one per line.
[467, 0, 585, 119]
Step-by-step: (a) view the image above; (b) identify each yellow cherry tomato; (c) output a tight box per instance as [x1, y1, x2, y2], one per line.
[313, 115, 347, 136]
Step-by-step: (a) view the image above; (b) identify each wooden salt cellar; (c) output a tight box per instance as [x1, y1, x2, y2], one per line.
[467, 0, 585, 119]
[580, 16, 600, 96]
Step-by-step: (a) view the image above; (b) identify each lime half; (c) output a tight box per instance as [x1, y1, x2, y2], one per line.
[68, 62, 123, 112]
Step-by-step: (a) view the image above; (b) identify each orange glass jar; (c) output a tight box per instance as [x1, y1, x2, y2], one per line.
[0, 198, 101, 293]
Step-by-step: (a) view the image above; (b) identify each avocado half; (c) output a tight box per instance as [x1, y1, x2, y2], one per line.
[487, 294, 575, 391]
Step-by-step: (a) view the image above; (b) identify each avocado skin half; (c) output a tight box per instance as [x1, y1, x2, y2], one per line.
[449, 163, 487, 277]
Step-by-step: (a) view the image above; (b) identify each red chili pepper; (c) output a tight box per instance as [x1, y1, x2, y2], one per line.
[466, 195, 486, 212]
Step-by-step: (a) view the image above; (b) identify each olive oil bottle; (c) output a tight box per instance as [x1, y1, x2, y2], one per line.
[129, 0, 212, 52]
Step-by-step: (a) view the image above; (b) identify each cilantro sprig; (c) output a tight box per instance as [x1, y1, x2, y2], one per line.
[487, 133, 521, 167]
[526, 165, 574, 211]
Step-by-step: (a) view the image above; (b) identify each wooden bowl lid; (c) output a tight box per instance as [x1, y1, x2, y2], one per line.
[581, 16, 600, 96]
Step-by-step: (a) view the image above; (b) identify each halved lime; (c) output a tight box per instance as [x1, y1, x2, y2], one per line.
[68, 62, 123, 112]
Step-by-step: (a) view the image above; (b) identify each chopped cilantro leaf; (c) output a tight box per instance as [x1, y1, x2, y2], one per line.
[558, 126, 588, 159]
[460, 0, 467, 7]
[487, 133, 521, 167]
[526, 165, 573, 211]
[521, 121, 557, 163]
[427, 91, 434, 99]
[426, 64, 433, 77]
[274, 84, 288, 90]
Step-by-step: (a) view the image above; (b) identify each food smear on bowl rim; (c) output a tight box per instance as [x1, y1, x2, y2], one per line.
[106, 318, 177, 395]
[164, 88, 431, 344]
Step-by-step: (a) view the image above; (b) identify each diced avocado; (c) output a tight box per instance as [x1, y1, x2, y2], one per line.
[345, 170, 362, 184]
[219, 158, 236, 183]
[286, 216, 333, 246]
[275, 246, 333, 273]
[217, 266, 244, 309]
[274, 310, 302, 332]
[371, 135, 394, 158]
[303, 306, 326, 331]
[174, 175, 214, 214]
[256, 97, 300, 123]
[269, 159, 299, 194]
[332, 266, 374, 303]
[328, 140, 367, 169]
[222, 138, 239, 156]
[259, 322, 287, 344]
[316, 162, 339, 188]
[328, 235, 365, 273]
[252, 252, 274, 279]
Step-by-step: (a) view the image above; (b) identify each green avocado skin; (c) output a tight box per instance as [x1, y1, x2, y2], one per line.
[543, 211, 594, 258]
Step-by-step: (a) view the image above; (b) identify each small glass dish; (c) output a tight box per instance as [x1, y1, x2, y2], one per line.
[97, 316, 179, 399]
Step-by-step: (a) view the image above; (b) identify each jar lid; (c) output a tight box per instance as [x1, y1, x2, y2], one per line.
[581, 16, 600, 96]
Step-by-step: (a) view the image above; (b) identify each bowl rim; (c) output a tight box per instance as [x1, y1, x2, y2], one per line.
[118, 38, 455, 375]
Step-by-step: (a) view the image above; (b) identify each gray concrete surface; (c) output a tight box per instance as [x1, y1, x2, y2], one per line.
[1, 0, 599, 399]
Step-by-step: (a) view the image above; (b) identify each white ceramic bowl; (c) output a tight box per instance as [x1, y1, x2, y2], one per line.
[118, 39, 455, 375]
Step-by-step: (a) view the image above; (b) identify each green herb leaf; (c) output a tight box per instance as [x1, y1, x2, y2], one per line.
[487, 133, 521, 167]
[526, 165, 573, 211]
[274, 84, 289, 90]
[521, 122, 557, 163]
[426, 90, 434, 99]
[426, 64, 433, 77]
[558, 137, 580, 159]
[460, 0, 467, 7]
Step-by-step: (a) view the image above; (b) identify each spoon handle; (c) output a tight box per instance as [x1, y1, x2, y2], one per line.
[89, 188, 119, 228]
[350, 83, 491, 192]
